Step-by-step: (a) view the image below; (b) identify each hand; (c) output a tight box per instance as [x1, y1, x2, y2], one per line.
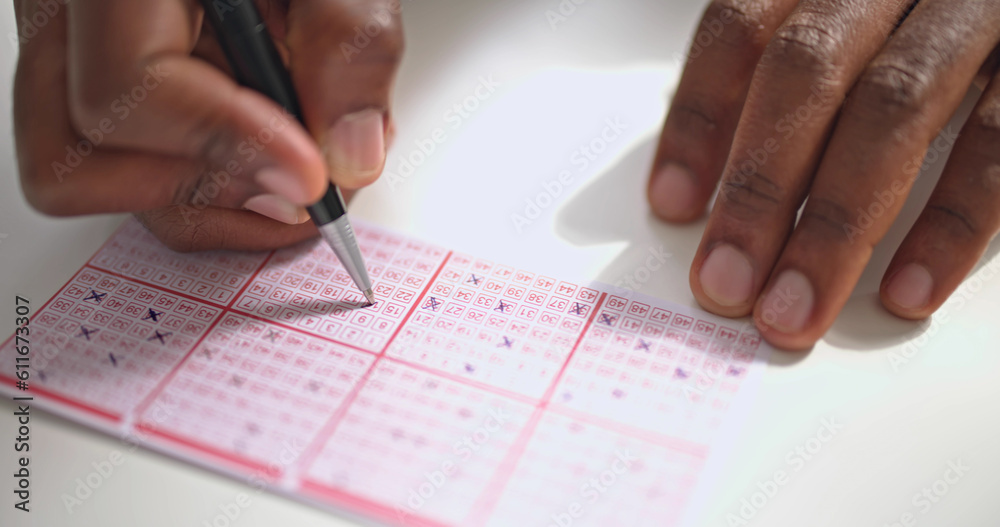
[14, 0, 402, 251]
[648, 0, 1000, 350]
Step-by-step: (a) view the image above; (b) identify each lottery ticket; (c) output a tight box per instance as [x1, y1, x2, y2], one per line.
[1, 218, 770, 526]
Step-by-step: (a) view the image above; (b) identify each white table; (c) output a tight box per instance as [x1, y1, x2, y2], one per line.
[1, 1, 997, 526]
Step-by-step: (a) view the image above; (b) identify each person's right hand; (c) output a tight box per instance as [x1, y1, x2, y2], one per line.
[14, 0, 402, 251]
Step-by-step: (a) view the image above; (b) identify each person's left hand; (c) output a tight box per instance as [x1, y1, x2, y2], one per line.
[647, 0, 1000, 350]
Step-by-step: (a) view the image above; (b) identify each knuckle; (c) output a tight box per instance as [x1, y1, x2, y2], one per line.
[672, 99, 719, 130]
[798, 196, 856, 244]
[702, 0, 770, 53]
[854, 59, 934, 115]
[767, 18, 843, 72]
[667, 96, 728, 138]
[946, 98, 1000, 161]
[925, 202, 978, 239]
[298, 1, 404, 61]
[138, 208, 217, 253]
[165, 223, 210, 253]
[717, 168, 785, 220]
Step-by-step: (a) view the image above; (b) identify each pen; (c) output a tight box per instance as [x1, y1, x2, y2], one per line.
[199, 0, 376, 306]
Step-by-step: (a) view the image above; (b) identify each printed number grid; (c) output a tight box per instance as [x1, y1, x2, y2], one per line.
[386, 253, 601, 398]
[485, 412, 703, 527]
[550, 294, 761, 444]
[232, 226, 448, 352]
[89, 219, 266, 307]
[136, 313, 374, 470]
[0, 268, 218, 418]
[302, 361, 534, 526]
[0, 218, 772, 527]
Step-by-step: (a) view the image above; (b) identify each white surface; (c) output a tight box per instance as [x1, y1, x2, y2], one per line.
[1, 1, 998, 526]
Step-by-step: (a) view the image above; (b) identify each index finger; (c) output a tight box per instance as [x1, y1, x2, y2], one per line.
[65, 0, 328, 208]
[647, 0, 798, 223]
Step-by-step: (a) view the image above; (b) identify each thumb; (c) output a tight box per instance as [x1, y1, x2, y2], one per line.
[285, 0, 404, 190]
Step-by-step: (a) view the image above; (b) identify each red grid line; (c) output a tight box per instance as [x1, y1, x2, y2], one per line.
[136, 424, 281, 478]
[226, 251, 276, 308]
[128, 252, 280, 453]
[1, 229, 736, 527]
[539, 292, 608, 406]
[544, 403, 709, 459]
[379, 251, 454, 356]
[82, 219, 133, 267]
[0, 266, 112, 420]
[291, 252, 453, 475]
[129, 250, 277, 419]
[380, 356, 540, 407]
[299, 479, 453, 527]
[226, 306, 379, 357]
[130, 312, 228, 419]
[464, 292, 608, 525]
[82, 263, 234, 312]
[0, 372, 120, 423]
[0, 266, 90, 353]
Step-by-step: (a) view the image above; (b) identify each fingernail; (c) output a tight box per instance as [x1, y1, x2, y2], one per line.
[700, 244, 754, 307]
[887, 263, 933, 310]
[649, 163, 697, 219]
[243, 194, 310, 225]
[255, 167, 311, 205]
[326, 109, 385, 186]
[759, 270, 814, 333]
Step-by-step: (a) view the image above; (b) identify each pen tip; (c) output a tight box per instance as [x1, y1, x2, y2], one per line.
[363, 289, 376, 306]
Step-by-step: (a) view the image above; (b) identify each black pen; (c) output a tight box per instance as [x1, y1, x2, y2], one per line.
[200, 0, 376, 305]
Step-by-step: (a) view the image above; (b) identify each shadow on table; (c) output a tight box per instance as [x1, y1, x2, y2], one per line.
[552, 122, 1000, 357]
[551, 135, 800, 367]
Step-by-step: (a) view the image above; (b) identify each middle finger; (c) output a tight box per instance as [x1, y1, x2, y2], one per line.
[756, 0, 1000, 349]
[690, 0, 911, 318]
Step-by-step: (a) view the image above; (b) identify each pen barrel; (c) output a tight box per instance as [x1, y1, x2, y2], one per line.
[200, 1, 304, 122]
[199, 0, 347, 224]
[306, 188, 348, 224]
